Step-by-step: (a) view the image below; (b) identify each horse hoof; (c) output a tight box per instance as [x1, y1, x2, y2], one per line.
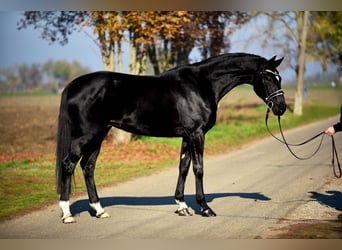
[62, 216, 76, 224]
[201, 208, 216, 217]
[97, 211, 110, 218]
[175, 207, 194, 216]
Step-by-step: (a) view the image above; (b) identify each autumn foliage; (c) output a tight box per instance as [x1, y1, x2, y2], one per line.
[18, 11, 248, 74]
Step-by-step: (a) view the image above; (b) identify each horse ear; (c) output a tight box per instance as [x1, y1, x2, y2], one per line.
[267, 56, 283, 68]
[268, 56, 277, 62]
[274, 57, 284, 68]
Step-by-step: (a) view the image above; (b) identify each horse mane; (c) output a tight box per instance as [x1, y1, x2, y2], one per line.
[159, 53, 267, 80]
[192, 53, 264, 67]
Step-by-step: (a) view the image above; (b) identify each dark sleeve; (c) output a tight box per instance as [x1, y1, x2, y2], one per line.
[333, 122, 342, 132]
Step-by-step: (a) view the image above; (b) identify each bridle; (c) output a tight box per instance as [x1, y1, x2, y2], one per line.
[259, 69, 284, 110]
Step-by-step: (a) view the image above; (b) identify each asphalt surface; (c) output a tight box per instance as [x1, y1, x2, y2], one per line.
[0, 116, 341, 239]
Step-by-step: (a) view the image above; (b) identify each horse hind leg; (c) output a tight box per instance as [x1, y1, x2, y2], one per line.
[59, 151, 80, 223]
[80, 146, 109, 219]
[59, 200, 75, 223]
[59, 132, 105, 223]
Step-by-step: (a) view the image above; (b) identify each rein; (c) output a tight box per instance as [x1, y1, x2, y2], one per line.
[265, 107, 341, 178]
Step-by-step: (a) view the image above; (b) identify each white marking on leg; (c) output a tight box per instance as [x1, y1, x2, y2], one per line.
[175, 200, 193, 216]
[178, 201, 188, 209]
[181, 153, 186, 159]
[59, 200, 72, 218]
[59, 200, 75, 223]
[90, 202, 110, 218]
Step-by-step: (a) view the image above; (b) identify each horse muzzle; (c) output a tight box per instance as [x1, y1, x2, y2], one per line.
[266, 89, 286, 116]
[269, 100, 286, 116]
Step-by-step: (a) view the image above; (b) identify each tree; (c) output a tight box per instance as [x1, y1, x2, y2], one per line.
[0, 60, 89, 93]
[18, 11, 85, 45]
[17, 63, 42, 90]
[0, 67, 20, 93]
[308, 12, 342, 69]
[87, 11, 126, 72]
[42, 59, 70, 86]
[293, 11, 309, 115]
[0, 63, 42, 92]
[125, 11, 194, 75]
[42, 59, 90, 89]
[195, 11, 242, 58]
[125, 11, 248, 75]
[308, 12, 342, 86]
[116, 11, 248, 76]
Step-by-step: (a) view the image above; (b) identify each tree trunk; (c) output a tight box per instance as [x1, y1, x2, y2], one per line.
[111, 41, 132, 144]
[293, 11, 309, 116]
[136, 51, 148, 75]
[129, 40, 137, 74]
[117, 41, 123, 73]
[101, 41, 131, 144]
[98, 19, 114, 71]
[129, 41, 147, 75]
[339, 53, 342, 85]
[147, 40, 161, 75]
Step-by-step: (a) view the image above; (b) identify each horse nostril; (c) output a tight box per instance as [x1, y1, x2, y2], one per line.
[283, 103, 287, 113]
[280, 105, 286, 116]
[273, 103, 286, 116]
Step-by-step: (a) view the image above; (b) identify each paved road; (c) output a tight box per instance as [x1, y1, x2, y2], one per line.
[0, 116, 341, 239]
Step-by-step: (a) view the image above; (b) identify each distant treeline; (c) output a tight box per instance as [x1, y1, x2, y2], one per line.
[285, 69, 341, 87]
[0, 59, 90, 93]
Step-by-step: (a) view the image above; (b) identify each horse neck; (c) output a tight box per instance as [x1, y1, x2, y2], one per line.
[199, 61, 257, 103]
[194, 54, 264, 103]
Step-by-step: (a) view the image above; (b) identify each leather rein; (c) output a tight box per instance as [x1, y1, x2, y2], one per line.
[265, 101, 341, 178]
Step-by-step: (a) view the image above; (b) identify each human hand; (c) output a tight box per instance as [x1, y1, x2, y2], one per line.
[325, 126, 335, 136]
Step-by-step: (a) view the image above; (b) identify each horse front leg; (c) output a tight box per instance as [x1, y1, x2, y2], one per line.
[174, 137, 193, 216]
[190, 131, 216, 217]
[80, 147, 109, 219]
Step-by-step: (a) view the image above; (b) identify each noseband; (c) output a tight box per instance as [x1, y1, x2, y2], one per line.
[265, 89, 284, 109]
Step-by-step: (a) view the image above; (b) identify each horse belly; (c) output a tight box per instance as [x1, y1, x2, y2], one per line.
[110, 110, 184, 137]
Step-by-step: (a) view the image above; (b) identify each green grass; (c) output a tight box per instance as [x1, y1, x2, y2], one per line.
[0, 103, 340, 220]
[0, 157, 56, 217]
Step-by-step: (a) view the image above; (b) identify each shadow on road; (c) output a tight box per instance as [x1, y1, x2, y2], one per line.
[309, 190, 342, 212]
[70, 192, 271, 216]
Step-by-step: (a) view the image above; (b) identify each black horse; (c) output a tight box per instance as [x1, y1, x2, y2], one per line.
[56, 52, 286, 223]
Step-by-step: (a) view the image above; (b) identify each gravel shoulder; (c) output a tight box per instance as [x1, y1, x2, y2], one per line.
[261, 175, 342, 239]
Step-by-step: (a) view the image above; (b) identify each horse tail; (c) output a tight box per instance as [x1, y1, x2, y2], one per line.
[56, 88, 71, 194]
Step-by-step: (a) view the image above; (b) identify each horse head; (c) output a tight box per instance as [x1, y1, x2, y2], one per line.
[254, 56, 286, 116]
